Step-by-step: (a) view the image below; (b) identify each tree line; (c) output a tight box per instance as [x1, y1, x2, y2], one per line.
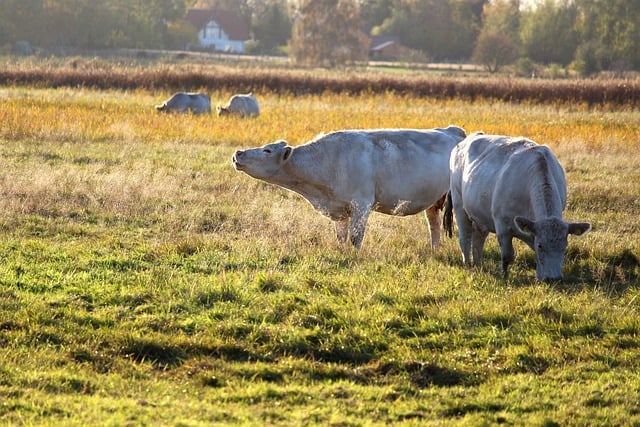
[1, 0, 638, 76]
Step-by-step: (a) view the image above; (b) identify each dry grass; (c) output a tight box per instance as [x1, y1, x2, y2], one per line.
[1, 88, 638, 240]
[2, 55, 640, 105]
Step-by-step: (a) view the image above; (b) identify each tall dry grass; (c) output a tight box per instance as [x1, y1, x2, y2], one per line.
[2, 55, 640, 105]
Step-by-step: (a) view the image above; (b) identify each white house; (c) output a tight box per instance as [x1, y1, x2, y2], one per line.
[185, 9, 250, 53]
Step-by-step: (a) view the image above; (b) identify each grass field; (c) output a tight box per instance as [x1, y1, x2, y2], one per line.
[0, 82, 639, 426]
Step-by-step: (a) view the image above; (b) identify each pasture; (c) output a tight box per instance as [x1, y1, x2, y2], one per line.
[0, 83, 639, 426]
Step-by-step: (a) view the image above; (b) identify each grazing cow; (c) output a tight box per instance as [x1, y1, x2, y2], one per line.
[217, 93, 260, 117]
[445, 132, 591, 281]
[232, 126, 466, 249]
[155, 92, 211, 114]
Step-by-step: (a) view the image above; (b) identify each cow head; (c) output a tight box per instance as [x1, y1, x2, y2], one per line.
[216, 105, 229, 116]
[232, 141, 293, 179]
[514, 216, 591, 282]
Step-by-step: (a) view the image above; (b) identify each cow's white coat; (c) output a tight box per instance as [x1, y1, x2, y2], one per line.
[232, 126, 466, 249]
[217, 93, 260, 117]
[155, 92, 211, 114]
[446, 132, 591, 281]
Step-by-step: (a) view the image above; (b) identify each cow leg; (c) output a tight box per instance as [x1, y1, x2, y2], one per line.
[454, 208, 473, 266]
[471, 224, 489, 266]
[425, 194, 446, 250]
[425, 206, 441, 250]
[496, 230, 515, 278]
[334, 218, 349, 245]
[348, 202, 372, 249]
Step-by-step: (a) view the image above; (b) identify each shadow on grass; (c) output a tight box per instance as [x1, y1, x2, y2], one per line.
[560, 247, 640, 294]
[111, 333, 385, 371]
[373, 360, 481, 388]
[406, 361, 480, 388]
[118, 339, 187, 369]
[303, 358, 483, 388]
[441, 402, 506, 418]
[444, 243, 639, 293]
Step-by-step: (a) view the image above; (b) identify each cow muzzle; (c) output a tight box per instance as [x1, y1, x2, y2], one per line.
[539, 274, 563, 283]
[536, 263, 564, 283]
[232, 150, 245, 169]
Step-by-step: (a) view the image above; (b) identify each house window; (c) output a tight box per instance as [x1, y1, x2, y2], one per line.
[204, 21, 221, 39]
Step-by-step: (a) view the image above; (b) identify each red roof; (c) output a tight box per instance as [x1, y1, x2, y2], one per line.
[185, 9, 250, 41]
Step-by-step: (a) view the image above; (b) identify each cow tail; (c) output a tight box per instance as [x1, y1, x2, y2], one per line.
[443, 191, 454, 238]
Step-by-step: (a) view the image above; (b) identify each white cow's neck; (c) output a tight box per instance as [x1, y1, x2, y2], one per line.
[527, 152, 564, 219]
[266, 146, 336, 201]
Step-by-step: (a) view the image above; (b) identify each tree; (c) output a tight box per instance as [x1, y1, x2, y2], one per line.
[194, 0, 247, 12]
[480, 0, 520, 43]
[0, 0, 42, 45]
[520, 0, 579, 65]
[472, 0, 519, 72]
[448, 0, 488, 60]
[251, 1, 291, 54]
[472, 31, 517, 72]
[359, 0, 393, 28]
[375, 0, 456, 61]
[575, 0, 640, 71]
[289, 0, 368, 66]
[572, 40, 608, 76]
[40, 0, 112, 48]
[121, 0, 188, 49]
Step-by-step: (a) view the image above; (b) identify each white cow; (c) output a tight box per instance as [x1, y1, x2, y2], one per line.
[155, 92, 211, 114]
[217, 93, 260, 117]
[445, 132, 591, 281]
[232, 126, 466, 249]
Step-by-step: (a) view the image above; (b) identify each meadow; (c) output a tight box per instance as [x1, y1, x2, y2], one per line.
[0, 71, 639, 425]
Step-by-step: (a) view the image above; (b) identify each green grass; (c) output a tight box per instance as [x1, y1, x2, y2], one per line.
[0, 84, 639, 426]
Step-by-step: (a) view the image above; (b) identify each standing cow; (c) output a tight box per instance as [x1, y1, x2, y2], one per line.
[445, 132, 591, 281]
[232, 126, 466, 249]
[217, 93, 260, 117]
[155, 92, 211, 114]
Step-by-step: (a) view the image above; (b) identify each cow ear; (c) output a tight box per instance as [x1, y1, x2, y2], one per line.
[568, 222, 591, 237]
[281, 146, 293, 162]
[514, 216, 535, 236]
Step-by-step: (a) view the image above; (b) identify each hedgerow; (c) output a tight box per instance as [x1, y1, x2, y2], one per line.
[1, 63, 639, 106]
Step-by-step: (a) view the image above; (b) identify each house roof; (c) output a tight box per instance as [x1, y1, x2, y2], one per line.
[185, 8, 250, 41]
[369, 34, 400, 50]
[371, 41, 397, 52]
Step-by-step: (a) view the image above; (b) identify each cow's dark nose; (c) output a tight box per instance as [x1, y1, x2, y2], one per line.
[540, 275, 563, 283]
[233, 150, 245, 163]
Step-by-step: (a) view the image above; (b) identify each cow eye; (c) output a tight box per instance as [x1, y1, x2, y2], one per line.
[263, 149, 272, 154]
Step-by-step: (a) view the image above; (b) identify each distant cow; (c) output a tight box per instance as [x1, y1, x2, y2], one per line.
[217, 93, 260, 117]
[232, 126, 467, 249]
[155, 92, 211, 114]
[445, 132, 591, 281]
